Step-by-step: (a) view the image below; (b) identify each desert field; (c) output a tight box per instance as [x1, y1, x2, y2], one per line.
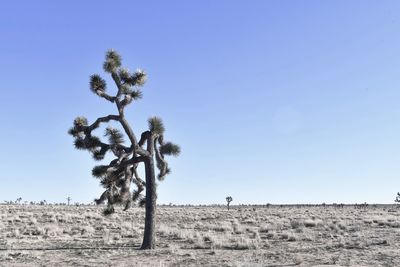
[0, 204, 399, 266]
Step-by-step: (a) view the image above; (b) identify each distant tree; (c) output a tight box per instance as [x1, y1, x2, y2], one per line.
[68, 50, 180, 249]
[395, 192, 400, 204]
[226, 196, 232, 210]
[16, 197, 22, 204]
[67, 197, 71, 205]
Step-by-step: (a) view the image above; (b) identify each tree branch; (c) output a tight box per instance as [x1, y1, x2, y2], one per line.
[88, 115, 120, 132]
[119, 116, 139, 147]
[154, 137, 168, 179]
[97, 91, 116, 103]
[95, 190, 109, 205]
[139, 131, 151, 147]
[111, 72, 123, 97]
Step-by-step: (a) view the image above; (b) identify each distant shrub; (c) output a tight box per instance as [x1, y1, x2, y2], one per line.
[290, 219, 303, 229]
[304, 219, 321, 227]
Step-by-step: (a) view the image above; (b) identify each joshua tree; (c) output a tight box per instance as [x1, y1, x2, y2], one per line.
[395, 192, 400, 204]
[68, 50, 180, 249]
[226, 196, 232, 210]
[16, 197, 22, 204]
[67, 197, 71, 205]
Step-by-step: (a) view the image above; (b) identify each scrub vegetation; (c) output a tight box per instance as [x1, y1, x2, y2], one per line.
[1, 204, 399, 266]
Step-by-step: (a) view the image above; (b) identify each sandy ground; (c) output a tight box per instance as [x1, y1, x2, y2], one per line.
[0, 204, 399, 266]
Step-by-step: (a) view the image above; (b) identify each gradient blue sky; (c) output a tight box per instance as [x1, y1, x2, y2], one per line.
[1, 1, 400, 204]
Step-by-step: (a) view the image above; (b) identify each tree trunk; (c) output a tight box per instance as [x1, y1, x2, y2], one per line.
[141, 157, 157, 249]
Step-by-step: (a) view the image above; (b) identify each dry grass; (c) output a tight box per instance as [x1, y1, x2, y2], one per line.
[0, 204, 399, 266]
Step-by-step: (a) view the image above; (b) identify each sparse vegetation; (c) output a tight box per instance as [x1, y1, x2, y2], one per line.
[1, 204, 399, 266]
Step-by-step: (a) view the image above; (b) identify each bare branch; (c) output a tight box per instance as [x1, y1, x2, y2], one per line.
[139, 131, 151, 147]
[111, 72, 123, 97]
[96, 91, 116, 103]
[119, 116, 138, 146]
[88, 115, 120, 132]
[154, 137, 168, 180]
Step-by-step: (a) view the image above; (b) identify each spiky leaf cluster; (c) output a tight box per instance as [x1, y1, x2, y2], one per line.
[105, 127, 124, 145]
[118, 68, 145, 104]
[103, 49, 121, 73]
[89, 50, 146, 106]
[118, 68, 131, 82]
[74, 138, 85, 150]
[131, 90, 143, 100]
[68, 116, 88, 138]
[92, 165, 110, 178]
[148, 116, 165, 135]
[132, 69, 147, 86]
[92, 147, 107, 161]
[90, 74, 106, 94]
[73, 135, 101, 151]
[74, 116, 88, 127]
[119, 68, 147, 87]
[160, 142, 180, 156]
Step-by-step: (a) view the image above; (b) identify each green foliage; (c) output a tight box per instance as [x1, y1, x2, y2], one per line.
[86, 136, 101, 149]
[104, 127, 124, 145]
[148, 116, 165, 135]
[106, 49, 121, 65]
[120, 83, 132, 94]
[69, 117, 88, 138]
[160, 142, 180, 156]
[74, 138, 86, 150]
[73, 135, 101, 151]
[92, 148, 106, 161]
[132, 69, 147, 86]
[74, 116, 88, 127]
[121, 68, 147, 86]
[118, 68, 131, 82]
[68, 127, 80, 137]
[131, 90, 143, 100]
[92, 165, 109, 178]
[89, 74, 106, 93]
[103, 49, 121, 73]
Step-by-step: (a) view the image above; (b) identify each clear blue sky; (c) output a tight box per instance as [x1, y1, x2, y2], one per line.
[1, 1, 400, 204]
